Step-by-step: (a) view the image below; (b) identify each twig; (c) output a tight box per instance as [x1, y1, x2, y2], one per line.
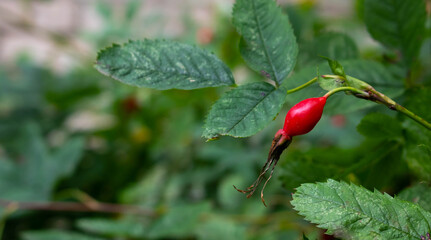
[0, 199, 157, 217]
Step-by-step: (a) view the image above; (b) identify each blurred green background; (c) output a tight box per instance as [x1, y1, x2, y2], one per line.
[0, 0, 430, 239]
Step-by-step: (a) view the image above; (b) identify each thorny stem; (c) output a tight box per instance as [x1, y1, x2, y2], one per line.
[286, 77, 318, 94]
[324, 86, 369, 98]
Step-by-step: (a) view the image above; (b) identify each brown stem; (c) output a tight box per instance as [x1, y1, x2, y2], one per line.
[0, 199, 157, 217]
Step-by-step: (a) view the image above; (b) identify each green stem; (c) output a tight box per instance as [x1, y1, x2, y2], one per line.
[366, 88, 431, 131]
[321, 74, 346, 81]
[324, 86, 368, 98]
[395, 104, 431, 130]
[286, 77, 317, 94]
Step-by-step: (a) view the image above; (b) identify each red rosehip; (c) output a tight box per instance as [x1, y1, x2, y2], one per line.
[283, 97, 327, 137]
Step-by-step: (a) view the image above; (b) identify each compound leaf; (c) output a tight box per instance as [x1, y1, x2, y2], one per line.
[233, 0, 298, 85]
[203, 82, 286, 139]
[292, 179, 431, 240]
[95, 40, 234, 90]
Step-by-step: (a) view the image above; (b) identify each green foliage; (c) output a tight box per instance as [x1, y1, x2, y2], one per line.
[364, 0, 427, 65]
[403, 123, 431, 181]
[357, 113, 402, 140]
[298, 32, 358, 67]
[195, 216, 246, 240]
[279, 147, 356, 190]
[398, 183, 431, 212]
[321, 56, 346, 78]
[77, 218, 145, 238]
[21, 230, 105, 240]
[2, 0, 431, 239]
[95, 40, 234, 90]
[203, 82, 286, 139]
[0, 123, 84, 202]
[148, 202, 211, 238]
[292, 179, 431, 240]
[233, 0, 298, 85]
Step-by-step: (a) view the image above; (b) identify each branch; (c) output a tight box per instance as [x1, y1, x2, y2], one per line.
[0, 199, 157, 217]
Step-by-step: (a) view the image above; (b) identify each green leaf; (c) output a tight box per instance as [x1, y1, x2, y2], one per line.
[203, 82, 286, 139]
[279, 148, 356, 190]
[403, 123, 431, 181]
[21, 230, 106, 240]
[405, 87, 431, 122]
[357, 113, 403, 140]
[0, 123, 84, 201]
[77, 218, 145, 238]
[233, 0, 298, 85]
[321, 56, 346, 78]
[398, 183, 431, 212]
[299, 32, 359, 67]
[95, 40, 234, 90]
[147, 202, 211, 238]
[292, 179, 431, 240]
[364, 0, 427, 65]
[195, 216, 246, 240]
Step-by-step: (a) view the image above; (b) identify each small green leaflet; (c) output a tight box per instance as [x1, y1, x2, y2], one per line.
[320, 56, 346, 78]
[233, 0, 298, 85]
[95, 39, 234, 90]
[364, 0, 427, 65]
[203, 82, 286, 139]
[292, 179, 431, 240]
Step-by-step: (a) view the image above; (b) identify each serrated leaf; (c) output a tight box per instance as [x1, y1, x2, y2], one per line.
[292, 179, 431, 240]
[21, 230, 106, 240]
[95, 40, 234, 90]
[233, 0, 298, 85]
[364, 0, 427, 65]
[0, 123, 84, 202]
[398, 183, 431, 212]
[203, 82, 286, 139]
[357, 113, 403, 140]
